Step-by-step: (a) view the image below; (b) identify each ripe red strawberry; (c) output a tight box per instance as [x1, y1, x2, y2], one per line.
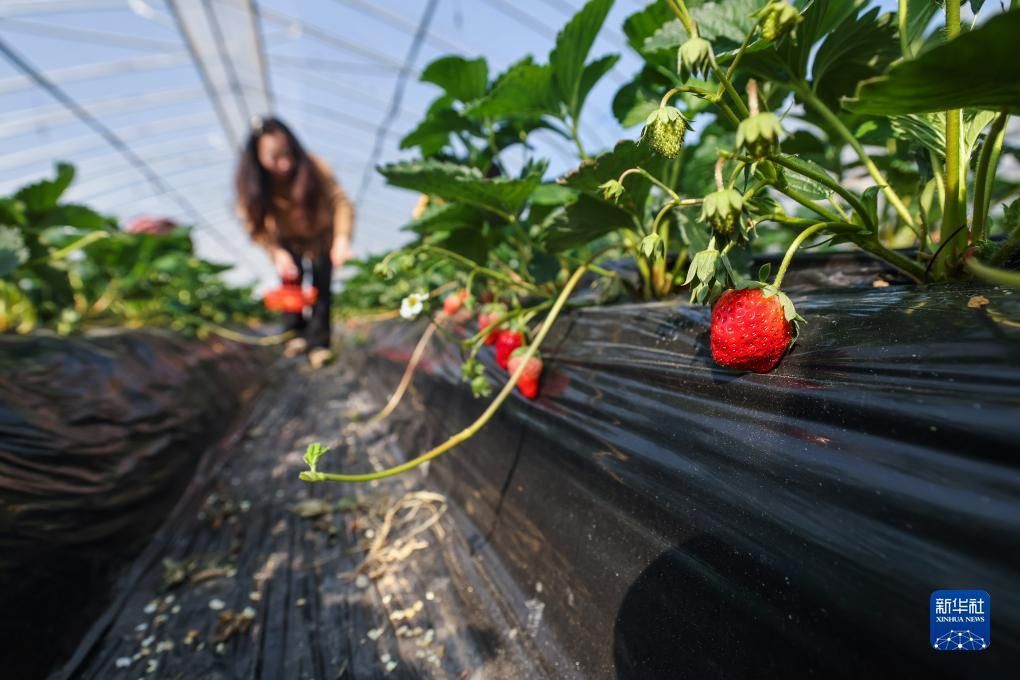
[443, 289, 468, 315]
[507, 347, 542, 399]
[478, 303, 507, 345]
[495, 329, 523, 370]
[303, 286, 318, 306]
[264, 285, 307, 313]
[710, 287, 794, 373]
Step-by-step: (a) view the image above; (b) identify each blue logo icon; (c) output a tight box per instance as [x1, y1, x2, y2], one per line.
[930, 590, 990, 651]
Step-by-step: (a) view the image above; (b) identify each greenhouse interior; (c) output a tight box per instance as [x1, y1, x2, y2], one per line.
[1, 0, 1018, 678]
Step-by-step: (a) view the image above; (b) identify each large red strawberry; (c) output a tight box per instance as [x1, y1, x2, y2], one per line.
[443, 289, 468, 315]
[495, 329, 523, 370]
[710, 287, 795, 373]
[478, 303, 507, 345]
[507, 347, 542, 399]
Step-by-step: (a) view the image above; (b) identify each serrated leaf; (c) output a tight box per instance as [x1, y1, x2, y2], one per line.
[847, 10, 1020, 115]
[810, 6, 898, 109]
[614, 91, 660, 128]
[550, 0, 614, 118]
[643, 0, 766, 53]
[559, 139, 663, 215]
[860, 185, 880, 228]
[35, 204, 114, 231]
[781, 0, 859, 82]
[530, 183, 577, 206]
[379, 159, 545, 218]
[464, 57, 558, 120]
[541, 194, 634, 252]
[420, 55, 489, 102]
[903, 0, 938, 56]
[679, 130, 733, 197]
[16, 162, 75, 214]
[623, 1, 674, 55]
[0, 198, 27, 227]
[778, 154, 836, 200]
[400, 107, 475, 155]
[611, 65, 674, 128]
[404, 202, 499, 235]
[303, 442, 329, 472]
[890, 113, 945, 159]
[575, 53, 620, 120]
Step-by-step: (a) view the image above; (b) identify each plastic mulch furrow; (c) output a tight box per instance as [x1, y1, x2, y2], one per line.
[54, 357, 554, 680]
[361, 279, 1020, 679]
[0, 330, 268, 679]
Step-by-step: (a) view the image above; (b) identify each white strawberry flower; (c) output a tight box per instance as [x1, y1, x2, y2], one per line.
[399, 292, 428, 320]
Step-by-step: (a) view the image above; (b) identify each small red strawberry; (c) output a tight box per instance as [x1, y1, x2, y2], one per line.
[507, 347, 542, 399]
[478, 303, 507, 345]
[495, 329, 523, 370]
[303, 286, 319, 306]
[264, 285, 307, 313]
[443, 289, 468, 315]
[710, 286, 796, 373]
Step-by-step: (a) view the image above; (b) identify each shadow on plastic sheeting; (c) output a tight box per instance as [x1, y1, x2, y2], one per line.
[613, 542, 1015, 679]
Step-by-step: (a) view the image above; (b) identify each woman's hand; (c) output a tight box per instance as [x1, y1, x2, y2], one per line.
[272, 248, 299, 281]
[330, 238, 352, 269]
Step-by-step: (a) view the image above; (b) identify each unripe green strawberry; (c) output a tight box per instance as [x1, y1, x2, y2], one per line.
[677, 36, 713, 82]
[641, 106, 690, 158]
[755, 1, 802, 43]
[700, 188, 745, 240]
[736, 111, 783, 159]
[710, 287, 796, 373]
[507, 347, 543, 400]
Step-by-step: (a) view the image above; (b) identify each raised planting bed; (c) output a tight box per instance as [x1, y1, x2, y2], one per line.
[356, 270, 1020, 678]
[0, 330, 268, 679]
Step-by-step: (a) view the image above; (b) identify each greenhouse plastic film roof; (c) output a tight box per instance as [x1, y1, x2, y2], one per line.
[0, 0, 645, 288]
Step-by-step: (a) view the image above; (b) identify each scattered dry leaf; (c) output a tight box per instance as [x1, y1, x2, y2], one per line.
[968, 295, 990, 309]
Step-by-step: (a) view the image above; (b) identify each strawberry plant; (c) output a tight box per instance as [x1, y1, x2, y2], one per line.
[303, 0, 1019, 485]
[0, 163, 267, 336]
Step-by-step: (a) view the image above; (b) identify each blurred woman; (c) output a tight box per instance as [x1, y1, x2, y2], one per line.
[235, 117, 354, 367]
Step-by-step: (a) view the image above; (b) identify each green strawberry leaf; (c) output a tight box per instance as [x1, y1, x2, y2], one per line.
[0, 198, 27, 227]
[847, 10, 1020, 115]
[379, 159, 545, 219]
[303, 442, 329, 473]
[400, 106, 475, 156]
[465, 57, 559, 120]
[420, 55, 489, 103]
[15, 162, 75, 214]
[404, 202, 502, 235]
[575, 53, 621, 121]
[540, 193, 634, 252]
[550, 0, 614, 120]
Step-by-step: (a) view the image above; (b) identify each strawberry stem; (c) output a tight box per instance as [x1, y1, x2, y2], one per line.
[369, 321, 438, 424]
[772, 222, 851, 290]
[301, 265, 589, 484]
